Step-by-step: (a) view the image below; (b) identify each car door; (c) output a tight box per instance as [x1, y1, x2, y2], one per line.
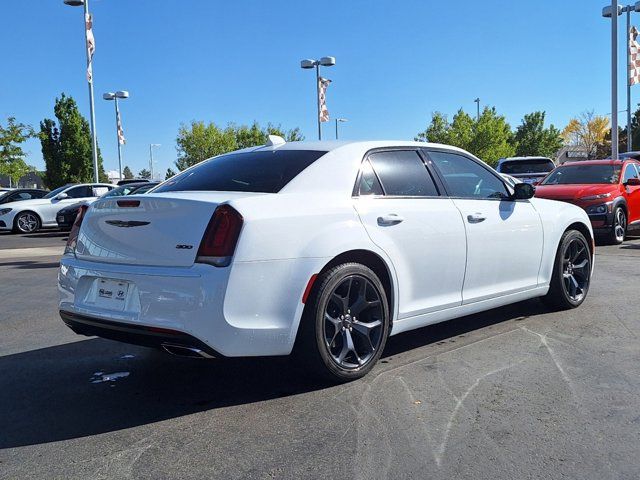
[353, 149, 467, 319]
[44, 185, 93, 223]
[622, 162, 640, 225]
[425, 149, 544, 304]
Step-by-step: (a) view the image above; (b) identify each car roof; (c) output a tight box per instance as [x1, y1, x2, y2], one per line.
[561, 159, 630, 166]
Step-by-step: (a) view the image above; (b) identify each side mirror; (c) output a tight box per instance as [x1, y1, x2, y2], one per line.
[55, 192, 69, 200]
[625, 177, 640, 186]
[512, 182, 535, 200]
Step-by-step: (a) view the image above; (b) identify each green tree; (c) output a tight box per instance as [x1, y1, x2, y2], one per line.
[138, 168, 151, 179]
[165, 168, 176, 180]
[175, 121, 305, 171]
[0, 117, 35, 187]
[39, 93, 107, 188]
[122, 165, 133, 179]
[416, 107, 514, 165]
[512, 111, 563, 158]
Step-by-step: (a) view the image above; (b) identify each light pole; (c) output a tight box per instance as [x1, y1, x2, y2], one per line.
[335, 118, 348, 139]
[64, 0, 99, 183]
[300, 56, 336, 140]
[603, 3, 640, 153]
[149, 144, 161, 180]
[103, 90, 129, 180]
[474, 98, 480, 121]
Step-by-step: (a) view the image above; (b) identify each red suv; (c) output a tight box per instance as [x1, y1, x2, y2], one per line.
[535, 159, 640, 244]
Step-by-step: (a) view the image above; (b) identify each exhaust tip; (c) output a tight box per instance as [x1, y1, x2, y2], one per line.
[161, 343, 214, 359]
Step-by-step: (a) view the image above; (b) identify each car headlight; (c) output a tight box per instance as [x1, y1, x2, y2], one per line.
[586, 203, 609, 215]
[0, 208, 12, 215]
[580, 192, 611, 201]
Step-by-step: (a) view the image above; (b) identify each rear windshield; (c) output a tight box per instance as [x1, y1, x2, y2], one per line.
[154, 150, 327, 194]
[541, 164, 621, 185]
[499, 159, 555, 174]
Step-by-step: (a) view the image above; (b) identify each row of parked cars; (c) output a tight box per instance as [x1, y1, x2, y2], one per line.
[496, 154, 640, 244]
[0, 179, 158, 233]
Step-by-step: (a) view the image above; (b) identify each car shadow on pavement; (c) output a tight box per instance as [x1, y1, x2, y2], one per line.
[0, 260, 60, 269]
[0, 299, 546, 449]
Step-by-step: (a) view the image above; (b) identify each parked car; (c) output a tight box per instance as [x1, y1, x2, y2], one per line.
[496, 156, 555, 185]
[0, 183, 114, 233]
[535, 159, 640, 244]
[117, 178, 151, 186]
[619, 151, 640, 161]
[0, 189, 48, 205]
[59, 139, 593, 382]
[56, 182, 159, 230]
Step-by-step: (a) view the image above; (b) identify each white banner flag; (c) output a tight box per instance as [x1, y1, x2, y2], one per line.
[86, 13, 95, 83]
[318, 77, 331, 123]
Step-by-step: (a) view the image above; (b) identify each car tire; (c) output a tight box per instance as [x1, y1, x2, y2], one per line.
[606, 207, 626, 245]
[13, 211, 41, 234]
[542, 229, 592, 310]
[295, 263, 390, 383]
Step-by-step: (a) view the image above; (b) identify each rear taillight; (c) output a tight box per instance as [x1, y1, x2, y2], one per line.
[64, 205, 88, 255]
[196, 205, 243, 267]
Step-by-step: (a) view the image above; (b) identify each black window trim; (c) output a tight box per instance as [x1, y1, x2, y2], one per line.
[421, 147, 521, 202]
[352, 147, 444, 199]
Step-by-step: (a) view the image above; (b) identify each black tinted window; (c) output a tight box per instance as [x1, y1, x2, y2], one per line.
[66, 186, 93, 198]
[429, 151, 509, 199]
[541, 164, 621, 185]
[154, 150, 326, 194]
[499, 159, 555, 174]
[368, 150, 438, 196]
[358, 160, 384, 195]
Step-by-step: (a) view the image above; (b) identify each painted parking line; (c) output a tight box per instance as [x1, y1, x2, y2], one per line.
[0, 247, 64, 260]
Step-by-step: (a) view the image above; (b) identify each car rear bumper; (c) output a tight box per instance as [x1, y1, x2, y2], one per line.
[58, 254, 326, 357]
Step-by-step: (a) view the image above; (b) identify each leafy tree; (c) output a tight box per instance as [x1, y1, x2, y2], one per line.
[0, 117, 35, 187]
[175, 121, 305, 171]
[138, 168, 151, 179]
[165, 168, 176, 180]
[512, 111, 563, 158]
[39, 93, 108, 188]
[122, 165, 133, 179]
[415, 107, 514, 166]
[561, 111, 609, 159]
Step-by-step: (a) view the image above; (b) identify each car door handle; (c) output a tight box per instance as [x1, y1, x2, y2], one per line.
[467, 213, 486, 224]
[377, 214, 404, 226]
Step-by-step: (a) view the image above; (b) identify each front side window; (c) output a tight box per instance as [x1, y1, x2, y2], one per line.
[154, 150, 327, 194]
[66, 186, 93, 198]
[428, 151, 509, 199]
[541, 164, 621, 185]
[367, 150, 439, 197]
[623, 163, 639, 183]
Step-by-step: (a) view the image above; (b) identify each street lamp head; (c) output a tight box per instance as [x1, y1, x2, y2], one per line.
[300, 59, 316, 69]
[115, 90, 129, 99]
[63, 0, 85, 6]
[602, 4, 622, 17]
[634, 1, 640, 12]
[337, 118, 348, 123]
[102, 92, 116, 100]
[319, 56, 336, 67]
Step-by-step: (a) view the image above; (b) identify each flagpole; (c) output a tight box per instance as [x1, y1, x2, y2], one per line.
[84, 0, 99, 182]
[612, 0, 619, 161]
[114, 97, 123, 180]
[627, 7, 633, 152]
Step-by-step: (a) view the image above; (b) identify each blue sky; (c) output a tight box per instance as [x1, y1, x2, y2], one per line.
[0, 0, 626, 177]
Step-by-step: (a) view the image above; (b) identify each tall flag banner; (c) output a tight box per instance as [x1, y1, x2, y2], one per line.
[318, 77, 332, 123]
[630, 26, 640, 86]
[86, 13, 95, 83]
[117, 109, 126, 145]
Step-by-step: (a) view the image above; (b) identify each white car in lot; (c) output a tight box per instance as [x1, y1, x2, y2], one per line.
[58, 139, 594, 382]
[0, 183, 113, 233]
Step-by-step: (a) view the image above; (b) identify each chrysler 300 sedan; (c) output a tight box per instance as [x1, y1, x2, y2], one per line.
[58, 139, 594, 381]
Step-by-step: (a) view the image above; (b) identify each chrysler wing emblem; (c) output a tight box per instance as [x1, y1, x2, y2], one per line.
[105, 220, 150, 228]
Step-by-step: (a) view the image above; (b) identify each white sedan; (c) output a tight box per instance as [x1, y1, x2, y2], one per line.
[0, 183, 113, 233]
[58, 139, 594, 382]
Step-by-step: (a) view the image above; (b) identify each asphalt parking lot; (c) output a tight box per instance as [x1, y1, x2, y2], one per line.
[1, 231, 640, 480]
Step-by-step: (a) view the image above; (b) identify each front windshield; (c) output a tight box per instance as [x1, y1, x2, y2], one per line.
[541, 164, 621, 185]
[43, 185, 68, 199]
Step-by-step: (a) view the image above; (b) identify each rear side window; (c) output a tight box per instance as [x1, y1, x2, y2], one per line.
[154, 150, 327, 194]
[499, 159, 555, 174]
[357, 160, 384, 195]
[367, 150, 439, 197]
